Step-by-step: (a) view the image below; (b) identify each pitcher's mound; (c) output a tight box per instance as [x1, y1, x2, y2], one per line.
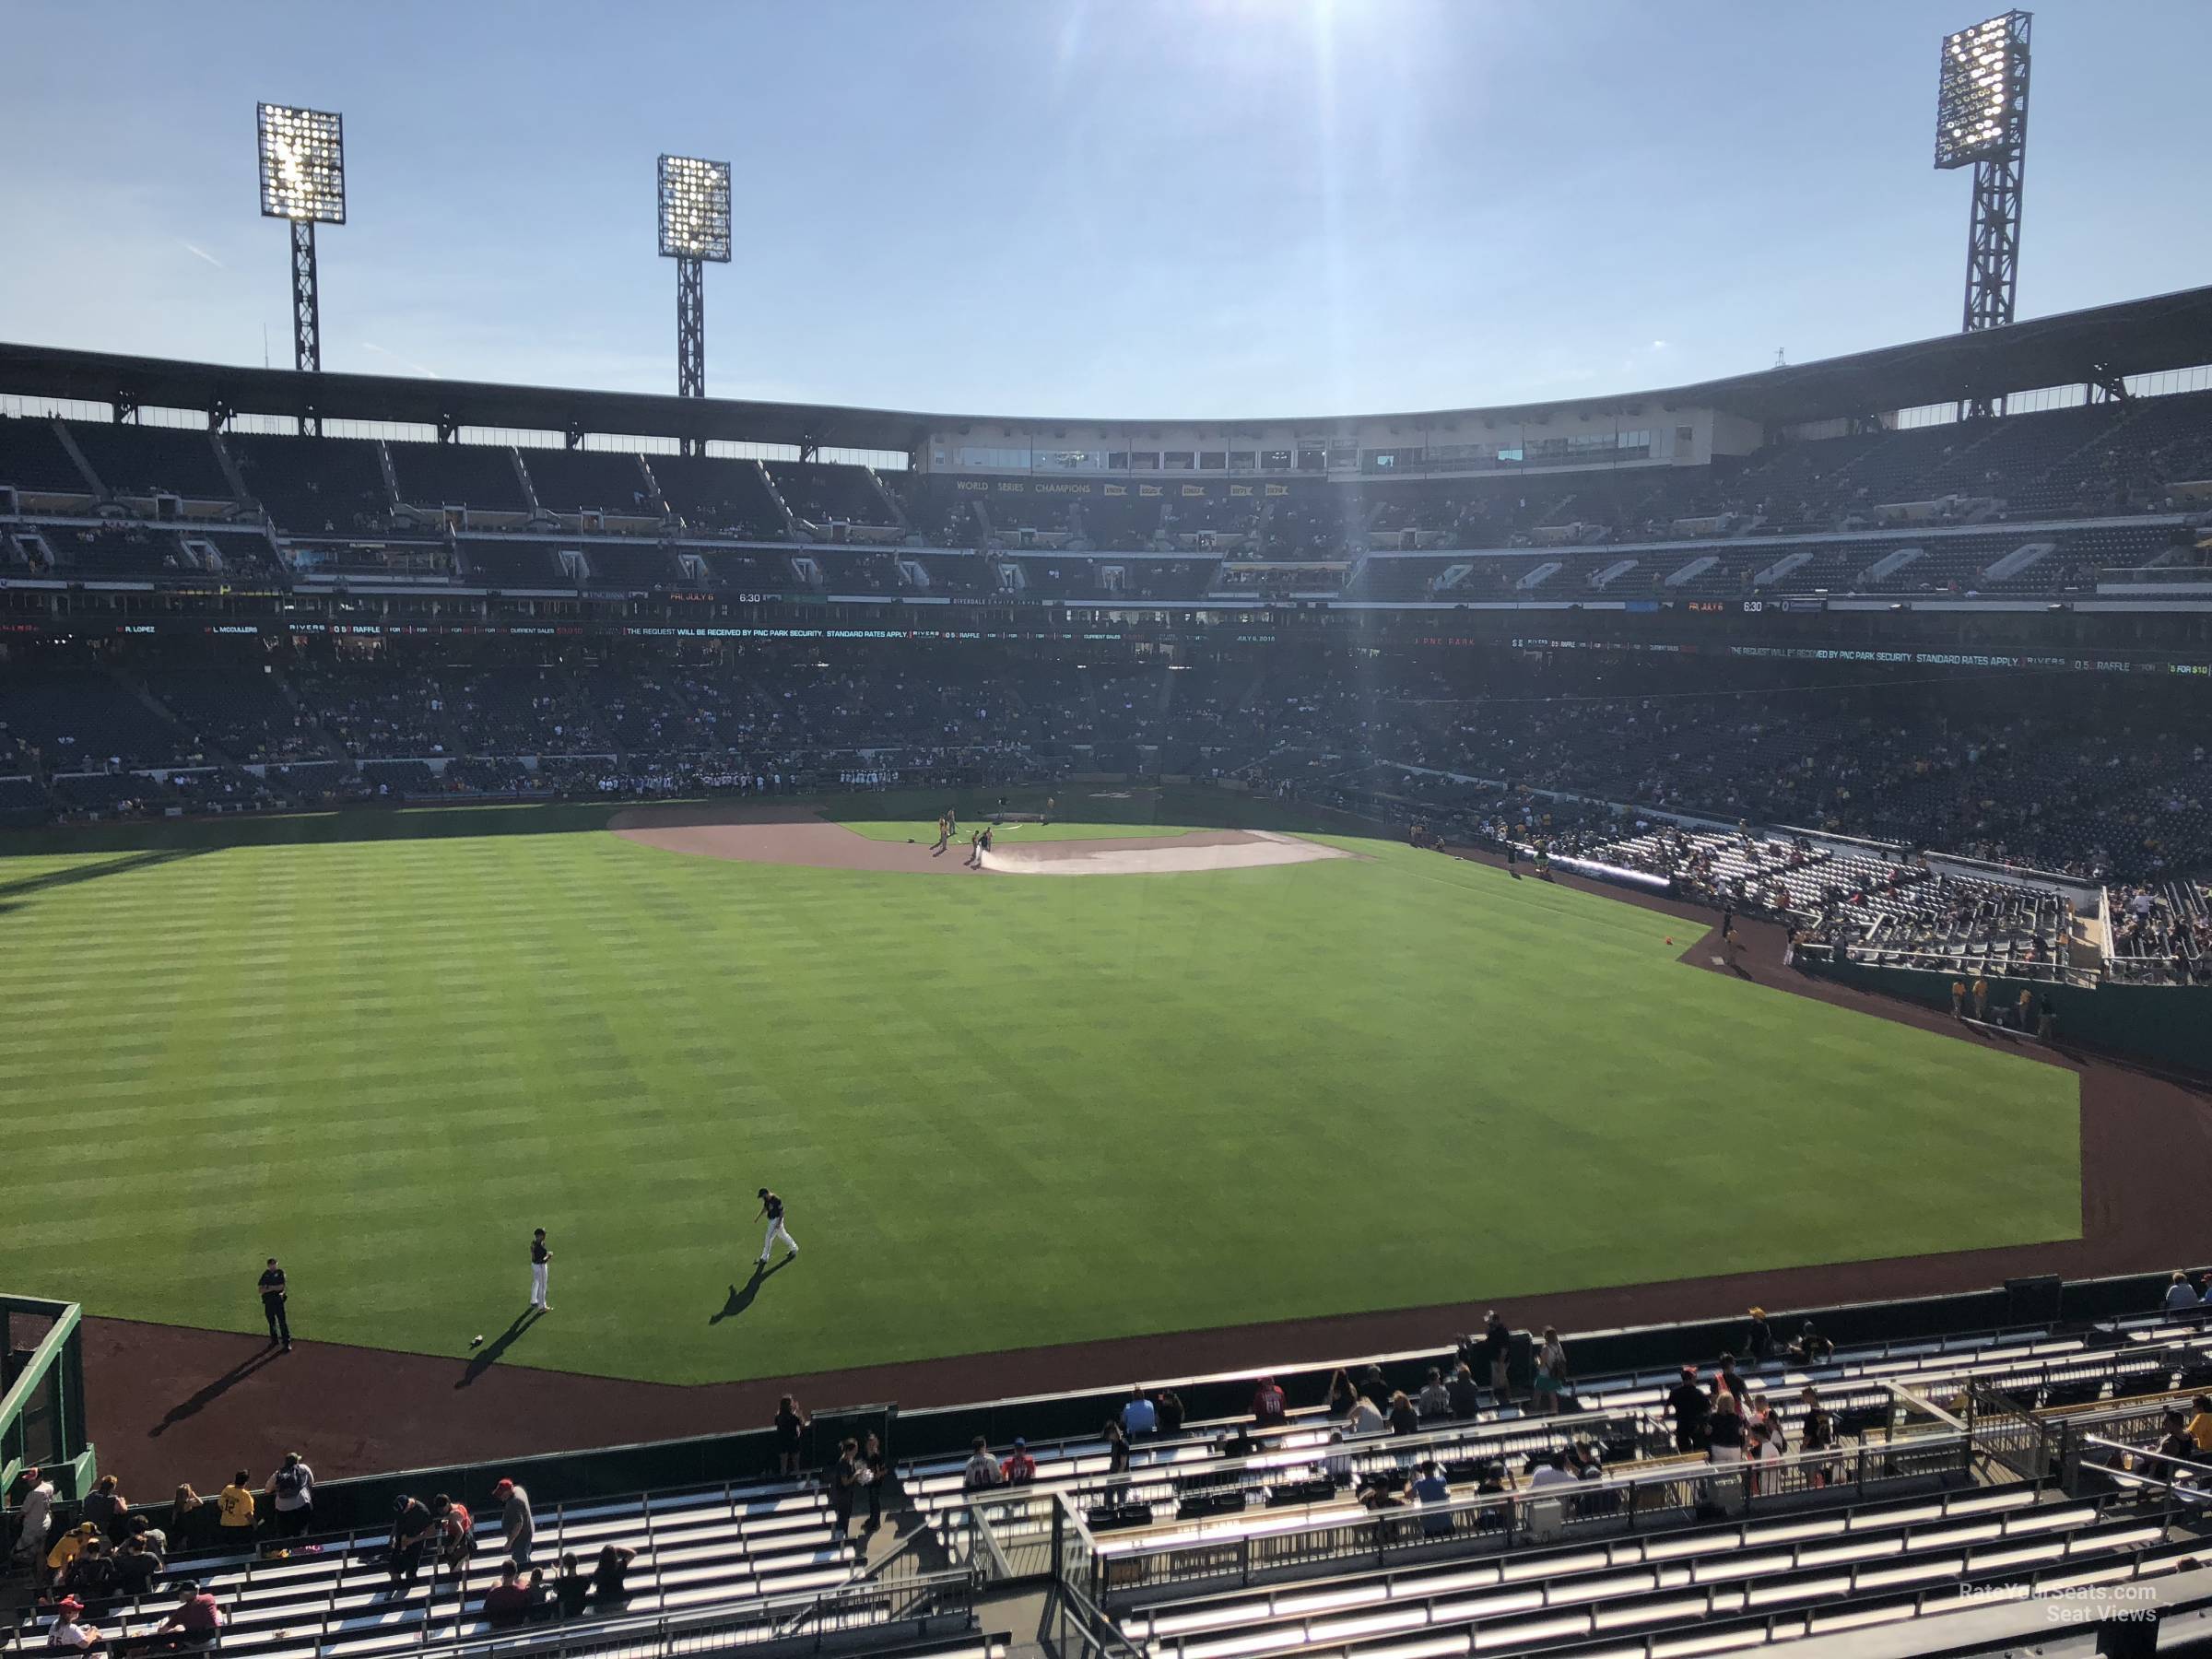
[982, 830, 1350, 877]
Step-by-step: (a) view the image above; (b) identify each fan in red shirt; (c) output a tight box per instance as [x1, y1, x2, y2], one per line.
[1252, 1377, 1287, 1427]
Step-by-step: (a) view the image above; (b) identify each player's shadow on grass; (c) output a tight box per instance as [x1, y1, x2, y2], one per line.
[0, 846, 207, 902]
[709, 1259, 791, 1325]
[148, 1341, 285, 1437]
[454, 1309, 544, 1389]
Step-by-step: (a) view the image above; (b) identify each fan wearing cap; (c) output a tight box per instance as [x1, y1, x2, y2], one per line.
[44, 1595, 99, 1653]
[492, 1478, 535, 1567]
[753, 1189, 797, 1268]
[137, 1582, 223, 1653]
[998, 1439, 1038, 1486]
[44, 1522, 101, 1586]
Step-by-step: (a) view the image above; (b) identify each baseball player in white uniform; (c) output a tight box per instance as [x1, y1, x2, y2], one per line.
[755, 1188, 797, 1267]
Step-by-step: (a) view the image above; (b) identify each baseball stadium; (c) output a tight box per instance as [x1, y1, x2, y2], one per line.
[6, 7, 2212, 1659]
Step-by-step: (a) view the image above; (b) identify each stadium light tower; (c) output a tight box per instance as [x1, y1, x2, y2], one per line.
[256, 102, 346, 436]
[1935, 11, 2030, 417]
[657, 153, 732, 444]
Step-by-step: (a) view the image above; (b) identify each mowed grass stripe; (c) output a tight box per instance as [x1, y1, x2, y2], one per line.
[0, 794, 2079, 1385]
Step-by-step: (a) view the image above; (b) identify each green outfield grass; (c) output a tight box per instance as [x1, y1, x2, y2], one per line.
[0, 791, 2080, 1386]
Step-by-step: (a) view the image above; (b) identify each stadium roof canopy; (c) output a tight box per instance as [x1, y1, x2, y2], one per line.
[2, 284, 2208, 452]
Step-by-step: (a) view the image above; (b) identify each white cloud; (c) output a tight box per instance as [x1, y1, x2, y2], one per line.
[180, 241, 226, 271]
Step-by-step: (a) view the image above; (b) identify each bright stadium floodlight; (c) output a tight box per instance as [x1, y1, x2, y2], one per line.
[256, 102, 347, 434]
[257, 102, 347, 224]
[657, 153, 732, 264]
[1933, 12, 2030, 415]
[658, 154, 731, 422]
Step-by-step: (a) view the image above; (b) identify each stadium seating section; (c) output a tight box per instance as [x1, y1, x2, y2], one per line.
[0, 394, 2206, 606]
[15, 1296, 2212, 1659]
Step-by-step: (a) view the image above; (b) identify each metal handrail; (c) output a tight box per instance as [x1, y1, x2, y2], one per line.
[936, 1335, 2207, 1543]
[2077, 1432, 2212, 1504]
[920, 1408, 1659, 1524]
[1090, 1432, 1973, 1600]
[1400, 1526, 2184, 1659]
[404, 1567, 980, 1659]
[895, 1313, 2198, 1486]
[1133, 1488, 2155, 1658]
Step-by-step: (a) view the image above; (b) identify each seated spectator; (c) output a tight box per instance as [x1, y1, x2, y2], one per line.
[1355, 1473, 1410, 1511]
[1416, 1367, 1452, 1419]
[1787, 1322, 1836, 1365]
[1386, 1390, 1420, 1435]
[60, 1540, 120, 1612]
[1325, 1369, 1358, 1418]
[45, 1524, 101, 1589]
[112, 1534, 162, 1600]
[119, 1583, 220, 1655]
[43, 1595, 102, 1653]
[1446, 1361, 1482, 1420]
[1155, 1388, 1185, 1437]
[998, 1439, 1038, 1486]
[1343, 1391, 1386, 1437]
[1525, 1452, 1577, 1489]
[2186, 1394, 2212, 1455]
[481, 1562, 545, 1628]
[1120, 1388, 1158, 1439]
[1251, 1375, 1286, 1427]
[2157, 1410, 2195, 1465]
[2170, 1272, 2203, 1314]
[1412, 1461, 1453, 1535]
[962, 1438, 1003, 1490]
[551, 1553, 590, 1618]
[587, 1544, 636, 1606]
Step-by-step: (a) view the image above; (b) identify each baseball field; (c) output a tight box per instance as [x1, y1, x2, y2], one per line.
[1, 786, 2079, 1387]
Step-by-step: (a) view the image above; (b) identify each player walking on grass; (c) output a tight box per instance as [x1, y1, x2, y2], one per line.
[756, 1189, 797, 1266]
[529, 1229, 552, 1312]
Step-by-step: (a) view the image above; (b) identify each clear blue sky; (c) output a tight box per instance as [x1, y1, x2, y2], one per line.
[3, 0, 2204, 419]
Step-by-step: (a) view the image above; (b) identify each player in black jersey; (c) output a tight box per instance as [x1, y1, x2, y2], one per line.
[755, 1189, 798, 1267]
